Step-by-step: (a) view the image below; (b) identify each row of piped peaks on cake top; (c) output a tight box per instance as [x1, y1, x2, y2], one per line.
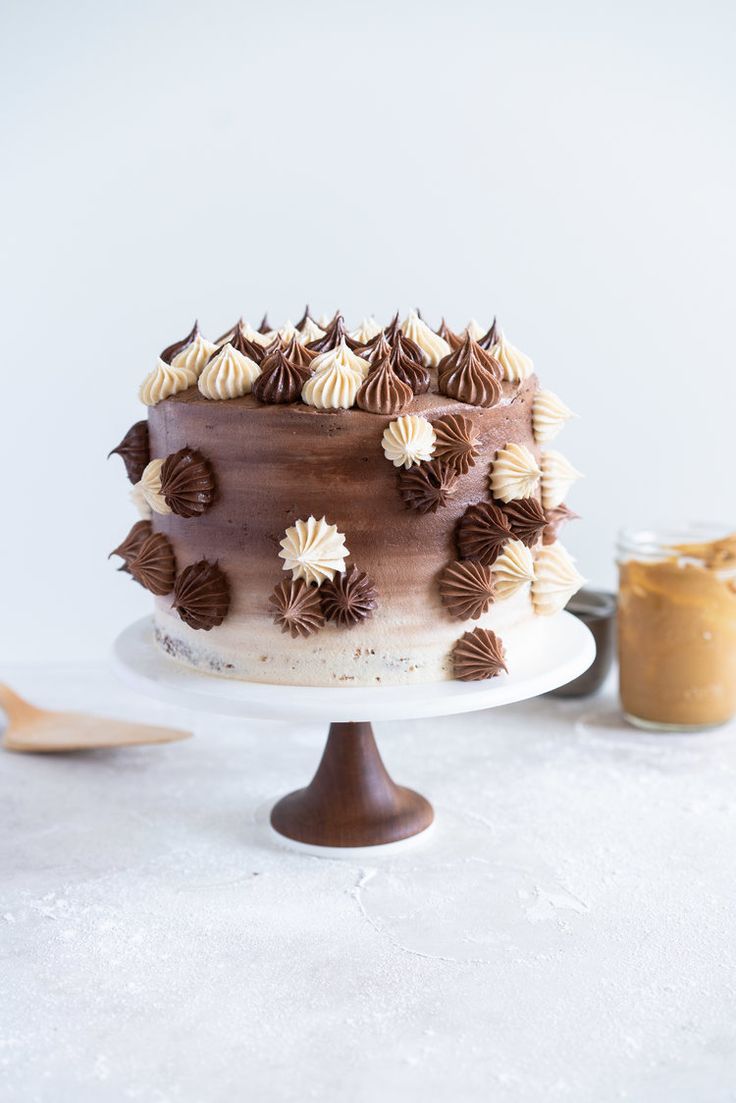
[137, 310, 539, 413]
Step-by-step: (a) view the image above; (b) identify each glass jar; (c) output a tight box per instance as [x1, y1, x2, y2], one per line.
[617, 524, 736, 731]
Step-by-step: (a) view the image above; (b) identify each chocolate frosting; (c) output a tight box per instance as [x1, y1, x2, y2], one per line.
[160, 447, 216, 517]
[439, 560, 496, 620]
[215, 318, 243, 345]
[362, 332, 393, 366]
[320, 566, 378, 628]
[452, 628, 508, 681]
[398, 459, 458, 514]
[361, 314, 422, 360]
[457, 501, 512, 564]
[228, 326, 270, 364]
[129, 532, 176, 595]
[436, 318, 463, 350]
[295, 305, 312, 331]
[502, 497, 548, 547]
[478, 316, 499, 351]
[390, 336, 430, 395]
[269, 577, 324, 638]
[356, 354, 413, 415]
[109, 519, 152, 573]
[108, 421, 150, 484]
[543, 502, 579, 545]
[307, 315, 364, 354]
[383, 311, 401, 342]
[252, 347, 311, 405]
[258, 313, 271, 334]
[438, 334, 502, 407]
[282, 335, 317, 370]
[173, 559, 230, 631]
[432, 414, 480, 474]
[321, 310, 341, 332]
[160, 321, 199, 365]
[392, 329, 424, 364]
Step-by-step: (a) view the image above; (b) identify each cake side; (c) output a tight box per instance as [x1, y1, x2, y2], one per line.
[147, 385, 540, 684]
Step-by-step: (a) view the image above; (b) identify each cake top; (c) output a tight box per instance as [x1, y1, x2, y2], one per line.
[137, 309, 537, 415]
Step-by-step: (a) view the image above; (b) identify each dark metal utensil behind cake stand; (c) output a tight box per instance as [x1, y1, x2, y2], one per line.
[113, 613, 595, 853]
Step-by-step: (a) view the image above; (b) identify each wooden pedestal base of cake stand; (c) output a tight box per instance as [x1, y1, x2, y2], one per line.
[270, 721, 434, 847]
[113, 614, 594, 851]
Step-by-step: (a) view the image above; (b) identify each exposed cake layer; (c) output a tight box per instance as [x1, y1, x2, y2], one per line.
[147, 381, 541, 685]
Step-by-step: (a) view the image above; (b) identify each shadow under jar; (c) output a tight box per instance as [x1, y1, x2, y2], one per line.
[617, 525, 736, 731]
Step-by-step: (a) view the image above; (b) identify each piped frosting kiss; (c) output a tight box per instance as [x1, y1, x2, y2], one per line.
[198, 341, 261, 400]
[253, 345, 311, 404]
[533, 390, 575, 443]
[540, 450, 583, 510]
[400, 310, 451, 367]
[532, 542, 584, 615]
[301, 339, 367, 410]
[437, 333, 503, 408]
[356, 353, 413, 415]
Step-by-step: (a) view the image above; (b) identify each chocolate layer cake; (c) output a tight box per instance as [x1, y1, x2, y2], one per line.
[109, 310, 584, 685]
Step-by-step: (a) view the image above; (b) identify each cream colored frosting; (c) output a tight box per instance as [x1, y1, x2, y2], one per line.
[301, 340, 367, 410]
[171, 333, 217, 377]
[490, 330, 534, 382]
[532, 542, 584, 615]
[400, 310, 451, 367]
[381, 414, 436, 469]
[139, 357, 197, 406]
[465, 318, 485, 340]
[301, 363, 362, 410]
[130, 481, 152, 519]
[493, 540, 535, 601]
[540, 450, 583, 510]
[270, 320, 300, 345]
[197, 342, 261, 400]
[241, 321, 275, 347]
[138, 459, 172, 515]
[279, 516, 349, 587]
[350, 317, 382, 344]
[298, 317, 326, 344]
[489, 442, 541, 502]
[533, 390, 575, 443]
[311, 339, 370, 379]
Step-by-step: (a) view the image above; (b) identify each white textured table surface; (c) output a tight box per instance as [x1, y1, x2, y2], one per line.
[2, 663, 735, 1103]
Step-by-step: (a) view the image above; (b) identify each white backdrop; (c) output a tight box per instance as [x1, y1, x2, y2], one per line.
[1, 0, 734, 661]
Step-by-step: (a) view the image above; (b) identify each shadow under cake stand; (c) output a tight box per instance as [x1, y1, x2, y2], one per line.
[113, 613, 594, 851]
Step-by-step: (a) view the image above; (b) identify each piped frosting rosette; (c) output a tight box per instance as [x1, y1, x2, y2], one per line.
[278, 516, 350, 587]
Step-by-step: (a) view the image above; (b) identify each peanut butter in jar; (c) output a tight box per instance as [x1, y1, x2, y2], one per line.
[618, 526, 736, 730]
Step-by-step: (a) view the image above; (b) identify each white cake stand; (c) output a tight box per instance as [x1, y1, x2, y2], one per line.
[113, 613, 594, 850]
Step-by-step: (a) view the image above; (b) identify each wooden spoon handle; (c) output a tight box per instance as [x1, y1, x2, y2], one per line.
[0, 683, 37, 723]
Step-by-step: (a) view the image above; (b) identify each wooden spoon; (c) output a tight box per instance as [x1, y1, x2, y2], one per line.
[0, 683, 192, 753]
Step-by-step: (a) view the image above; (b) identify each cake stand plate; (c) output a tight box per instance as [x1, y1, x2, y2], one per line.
[112, 614, 594, 850]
